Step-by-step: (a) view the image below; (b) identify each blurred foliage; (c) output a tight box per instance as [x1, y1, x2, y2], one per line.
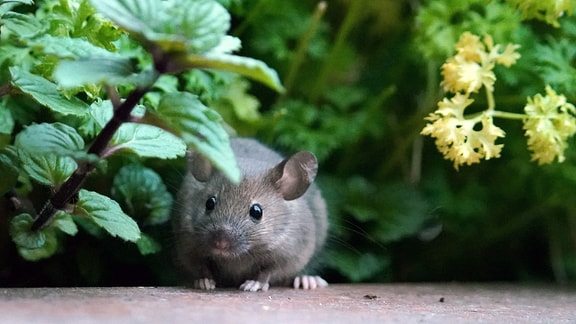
[2, 0, 576, 286]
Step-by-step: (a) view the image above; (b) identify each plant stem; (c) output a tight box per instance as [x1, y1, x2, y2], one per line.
[31, 83, 156, 231]
[279, 1, 327, 101]
[309, 0, 363, 102]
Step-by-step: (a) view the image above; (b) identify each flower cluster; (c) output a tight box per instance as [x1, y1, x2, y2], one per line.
[507, 0, 575, 27]
[422, 94, 506, 169]
[422, 32, 520, 169]
[523, 86, 576, 164]
[440, 32, 520, 94]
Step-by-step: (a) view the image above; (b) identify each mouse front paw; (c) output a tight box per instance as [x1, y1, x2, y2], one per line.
[239, 280, 270, 292]
[193, 278, 216, 290]
[293, 275, 328, 290]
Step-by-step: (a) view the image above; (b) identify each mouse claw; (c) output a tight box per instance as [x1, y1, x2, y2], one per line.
[293, 275, 328, 290]
[239, 280, 270, 292]
[193, 278, 216, 290]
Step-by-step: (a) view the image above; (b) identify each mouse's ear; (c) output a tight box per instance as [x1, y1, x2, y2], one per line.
[271, 151, 318, 201]
[187, 150, 213, 182]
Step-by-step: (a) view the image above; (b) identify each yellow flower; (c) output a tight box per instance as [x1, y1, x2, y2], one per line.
[440, 32, 520, 94]
[422, 94, 505, 169]
[523, 86, 576, 164]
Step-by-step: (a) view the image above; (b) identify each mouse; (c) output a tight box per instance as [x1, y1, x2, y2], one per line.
[173, 138, 329, 292]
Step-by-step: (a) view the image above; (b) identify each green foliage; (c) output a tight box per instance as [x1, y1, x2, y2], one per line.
[1, 0, 282, 279]
[3, 0, 576, 286]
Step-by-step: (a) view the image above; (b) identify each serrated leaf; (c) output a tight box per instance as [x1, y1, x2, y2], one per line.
[18, 150, 76, 186]
[54, 56, 137, 88]
[1, 11, 46, 38]
[79, 100, 147, 138]
[15, 122, 85, 156]
[155, 92, 240, 182]
[31, 35, 120, 59]
[10, 213, 59, 260]
[10, 67, 90, 116]
[17, 232, 58, 261]
[9, 213, 44, 249]
[111, 164, 172, 225]
[180, 53, 284, 92]
[135, 233, 162, 255]
[108, 123, 186, 159]
[75, 189, 140, 242]
[90, 0, 229, 54]
[53, 211, 78, 236]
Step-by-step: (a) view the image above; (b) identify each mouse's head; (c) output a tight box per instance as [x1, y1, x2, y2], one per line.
[184, 150, 318, 259]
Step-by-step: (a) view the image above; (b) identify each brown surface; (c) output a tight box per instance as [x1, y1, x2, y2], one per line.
[1, 284, 575, 323]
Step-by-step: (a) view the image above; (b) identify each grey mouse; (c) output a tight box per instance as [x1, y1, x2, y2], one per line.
[173, 138, 328, 291]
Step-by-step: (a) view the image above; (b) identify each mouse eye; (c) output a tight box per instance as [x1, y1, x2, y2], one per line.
[205, 196, 217, 211]
[249, 203, 263, 221]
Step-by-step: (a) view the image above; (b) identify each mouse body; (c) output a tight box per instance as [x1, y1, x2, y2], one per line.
[173, 138, 328, 291]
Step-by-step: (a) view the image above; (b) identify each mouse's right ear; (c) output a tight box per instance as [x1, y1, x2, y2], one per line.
[187, 150, 213, 182]
[271, 151, 318, 201]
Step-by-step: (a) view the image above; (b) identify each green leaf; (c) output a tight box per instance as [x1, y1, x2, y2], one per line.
[9, 213, 60, 261]
[179, 53, 284, 92]
[54, 56, 137, 88]
[90, 0, 230, 54]
[0, 100, 15, 134]
[18, 150, 76, 186]
[31, 35, 120, 59]
[108, 123, 186, 159]
[75, 189, 141, 242]
[53, 211, 78, 236]
[18, 232, 58, 261]
[135, 233, 162, 255]
[10, 67, 90, 116]
[1, 11, 46, 38]
[111, 164, 173, 225]
[0, 148, 19, 195]
[155, 92, 240, 182]
[15, 122, 85, 156]
[9, 213, 44, 249]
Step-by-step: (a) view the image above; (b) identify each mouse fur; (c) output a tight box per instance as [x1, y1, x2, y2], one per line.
[173, 138, 328, 291]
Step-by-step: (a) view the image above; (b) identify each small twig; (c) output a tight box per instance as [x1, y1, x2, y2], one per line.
[31, 83, 157, 231]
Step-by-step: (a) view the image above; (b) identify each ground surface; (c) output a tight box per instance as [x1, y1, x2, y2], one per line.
[1, 284, 575, 323]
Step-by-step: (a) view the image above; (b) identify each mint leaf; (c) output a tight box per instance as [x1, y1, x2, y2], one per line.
[155, 92, 240, 182]
[9, 213, 44, 249]
[15, 122, 85, 156]
[111, 164, 172, 225]
[14, 122, 84, 185]
[135, 233, 161, 255]
[54, 56, 137, 88]
[53, 211, 78, 236]
[9, 213, 59, 261]
[32, 35, 120, 59]
[1, 11, 46, 38]
[108, 123, 186, 159]
[10, 67, 90, 116]
[17, 233, 58, 261]
[179, 53, 284, 92]
[18, 150, 76, 186]
[75, 189, 140, 242]
[0, 100, 15, 134]
[90, 0, 229, 54]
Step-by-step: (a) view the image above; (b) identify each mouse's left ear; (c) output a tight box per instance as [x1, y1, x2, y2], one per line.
[270, 151, 318, 201]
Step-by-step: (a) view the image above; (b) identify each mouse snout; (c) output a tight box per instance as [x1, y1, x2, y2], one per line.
[209, 229, 238, 257]
[212, 230, 231, 250]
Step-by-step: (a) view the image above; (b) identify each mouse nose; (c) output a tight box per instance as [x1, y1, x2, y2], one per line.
[211, 229, 232, 252]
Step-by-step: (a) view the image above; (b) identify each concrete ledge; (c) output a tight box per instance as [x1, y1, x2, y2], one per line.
[1, 284, 575, 323]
